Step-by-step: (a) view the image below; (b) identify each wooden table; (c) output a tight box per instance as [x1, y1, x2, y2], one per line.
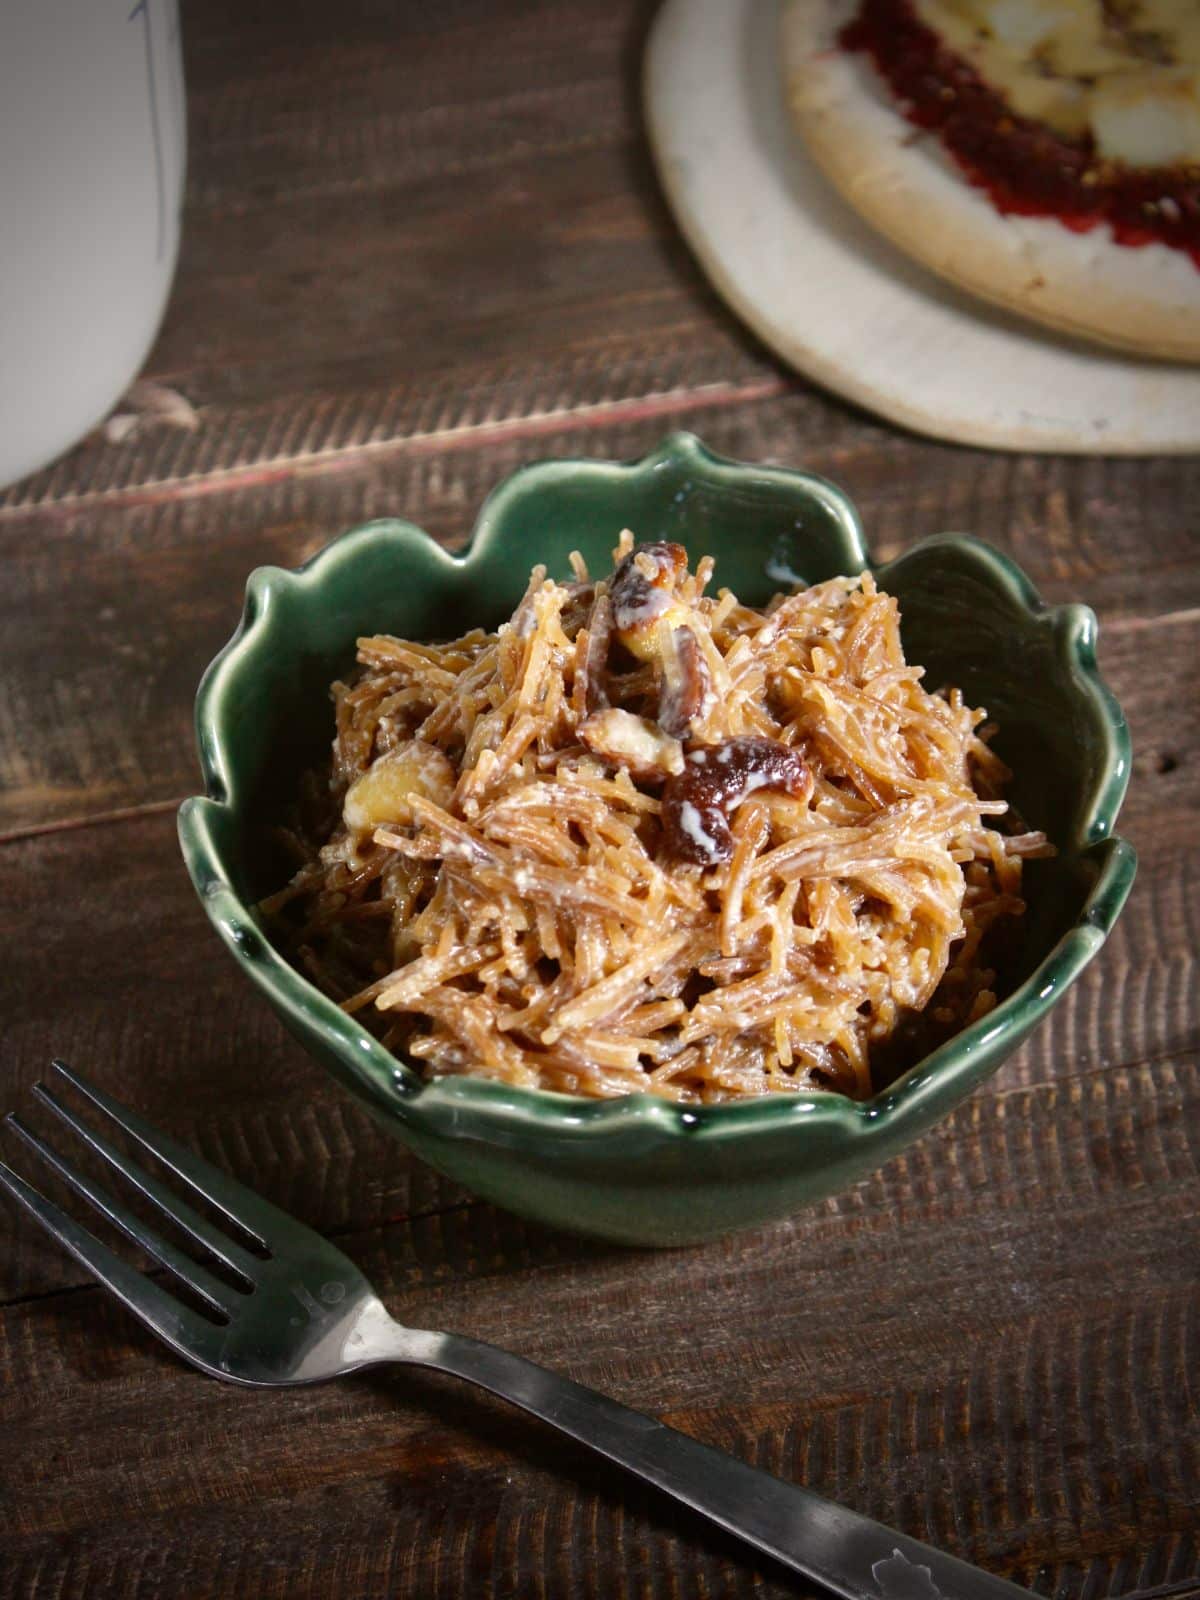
[2, 3, 1197, 1595]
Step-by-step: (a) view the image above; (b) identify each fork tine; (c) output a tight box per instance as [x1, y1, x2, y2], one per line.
[0, 1157, 224, 1369]
[49, 1062, 340, 1266]
[5, 1115, 241, 1322]
[47, 1061, 293, 1249]
[32, 1079, 256, 1284]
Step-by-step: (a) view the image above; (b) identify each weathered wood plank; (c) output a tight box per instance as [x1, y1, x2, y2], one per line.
[1, 1054, 1197, 1597]
[1, 0, 1198, 1592]
[1, 400, 1197, 834]
[3, 0, 1197, 839]
[1, 591, 1196, 1300]
[0, 0, 737, 518]
[0, 809, 465, 1302]
[1, 642, 1196, 1304]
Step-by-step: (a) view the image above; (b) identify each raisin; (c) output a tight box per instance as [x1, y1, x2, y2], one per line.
[661, 737, 810, 866]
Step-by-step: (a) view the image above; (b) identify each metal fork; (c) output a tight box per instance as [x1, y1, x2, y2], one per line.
[1, 1062, 1031, 1600]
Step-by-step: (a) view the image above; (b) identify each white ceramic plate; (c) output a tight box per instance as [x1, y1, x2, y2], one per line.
[644, 0, 1200, 454]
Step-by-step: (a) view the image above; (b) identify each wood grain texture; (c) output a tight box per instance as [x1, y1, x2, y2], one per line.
[0, 0, 1198, 1594]
[2, 1052, 1198, 1596]
[0, 0, 703, 517]
[0, 662, 1195, 1303]
[2, 403, 1198, 835]
[0, 0, 1197, 835]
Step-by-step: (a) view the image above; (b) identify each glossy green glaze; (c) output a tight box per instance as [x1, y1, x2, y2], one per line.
[179, 433, 1135, 1246]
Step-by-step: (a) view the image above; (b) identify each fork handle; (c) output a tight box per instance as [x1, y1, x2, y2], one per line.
[408, 1331, 1030, 1600]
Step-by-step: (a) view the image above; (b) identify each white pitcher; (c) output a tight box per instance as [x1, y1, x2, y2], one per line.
[0, 0, 186, 489]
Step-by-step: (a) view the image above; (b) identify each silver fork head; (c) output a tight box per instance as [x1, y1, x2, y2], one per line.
[0, 1061, 393, 1386]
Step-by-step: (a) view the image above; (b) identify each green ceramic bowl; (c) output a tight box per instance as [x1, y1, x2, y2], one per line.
[179, 433, 1135, 1246]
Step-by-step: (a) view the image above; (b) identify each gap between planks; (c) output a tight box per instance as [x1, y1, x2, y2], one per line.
[1103, 606, 1200, 635]
[0, 376, 789, 522]
[3, 1044, 1195, 1315]
[0, 795, 185, 848]
[0, 1193, 487, 1316]
[1113, 1581, 1200, 1600]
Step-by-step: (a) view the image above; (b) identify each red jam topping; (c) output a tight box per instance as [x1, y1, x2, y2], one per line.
[840, 0, 1200, 269]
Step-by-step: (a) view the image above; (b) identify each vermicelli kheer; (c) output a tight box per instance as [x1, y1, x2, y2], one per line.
[264, 534, 1050, 1103]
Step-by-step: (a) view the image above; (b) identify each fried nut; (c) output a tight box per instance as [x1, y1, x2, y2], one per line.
[609, 541, 690, 661]
[608, 541, 713, 736]
[578, 707, 685, 781]
[343, 740, 456, 834]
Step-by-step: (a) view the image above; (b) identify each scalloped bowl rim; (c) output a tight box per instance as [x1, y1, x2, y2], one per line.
[179, 432, 1135, 1149]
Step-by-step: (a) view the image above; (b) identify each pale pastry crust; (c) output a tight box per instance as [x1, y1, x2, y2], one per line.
[779, 0, 1200, 362]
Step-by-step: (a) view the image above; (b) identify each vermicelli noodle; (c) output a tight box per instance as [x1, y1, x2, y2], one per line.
[265, 534, 1049, 1102]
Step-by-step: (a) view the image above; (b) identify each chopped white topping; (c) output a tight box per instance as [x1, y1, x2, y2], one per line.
[978, 0, 1064, 53]
[916, 0, 1200, 158]
[1092, 73, 1200, 167]
[678, 800, 718, 856]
